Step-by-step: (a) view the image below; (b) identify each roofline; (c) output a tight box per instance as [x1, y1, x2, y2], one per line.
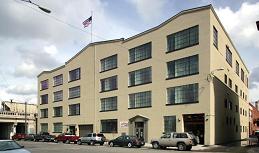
[123, 4, 212, 43]
[2, 101, 37, 106]
[37, 38, 124, 77]
[209, 7, 250, 73]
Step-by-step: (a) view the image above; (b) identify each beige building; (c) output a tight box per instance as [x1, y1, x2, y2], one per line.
[0, 100, 37, 139]
[37, 5, 250, 145]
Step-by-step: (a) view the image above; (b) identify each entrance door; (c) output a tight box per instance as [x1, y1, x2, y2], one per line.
[69, 126, 76, 135]
[183, 114, 205, 144]
[135, 122, 144, 141]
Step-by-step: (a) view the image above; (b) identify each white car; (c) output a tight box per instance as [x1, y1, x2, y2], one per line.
[0, 140, 30, 153]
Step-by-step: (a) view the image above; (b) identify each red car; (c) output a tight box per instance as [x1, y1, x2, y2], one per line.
[54, 133, 79, 144]
[12, 133, 27, 140]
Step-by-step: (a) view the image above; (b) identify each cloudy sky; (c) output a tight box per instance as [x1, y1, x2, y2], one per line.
[0, 0, 259, 104]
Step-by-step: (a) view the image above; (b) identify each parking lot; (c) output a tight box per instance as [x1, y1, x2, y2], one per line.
[16, 140, 259, 153]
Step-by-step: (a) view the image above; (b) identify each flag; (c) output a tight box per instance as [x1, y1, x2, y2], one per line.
[82, 16, 92, 28]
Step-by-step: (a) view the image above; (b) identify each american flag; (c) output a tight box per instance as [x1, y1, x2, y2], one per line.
[82, 16, 92, 28]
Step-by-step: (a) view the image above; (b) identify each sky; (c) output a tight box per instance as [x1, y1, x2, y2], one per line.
[0, 0, 259, 104]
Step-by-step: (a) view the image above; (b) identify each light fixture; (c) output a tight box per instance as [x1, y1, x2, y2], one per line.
[20, 0, 51, 13]
[207, 68, 225, 82]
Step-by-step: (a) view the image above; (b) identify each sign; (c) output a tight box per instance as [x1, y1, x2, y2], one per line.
[120, 121, 128, 128]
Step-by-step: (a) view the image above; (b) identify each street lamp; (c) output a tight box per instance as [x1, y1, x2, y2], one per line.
[256, 21, 259, 31]
[20, 0, 51, 13]
[207, 68, 224, 82]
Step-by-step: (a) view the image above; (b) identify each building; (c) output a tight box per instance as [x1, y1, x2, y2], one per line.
[249, 101, 259, 135]
[0, 100, 37, 139]
[37, 5, 250, 145]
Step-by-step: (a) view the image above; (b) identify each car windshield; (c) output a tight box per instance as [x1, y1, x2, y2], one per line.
[0, 141, 22, 151]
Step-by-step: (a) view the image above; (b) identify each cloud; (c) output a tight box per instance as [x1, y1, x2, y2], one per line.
[249, 66, 259, 89]
[129, 0, 169, 21]
[215, 2, 259, 49]
[6, 84, 37, 95]
[13, 44, 62, 78]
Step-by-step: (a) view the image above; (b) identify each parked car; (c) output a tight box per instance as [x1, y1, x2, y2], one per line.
[77, 133, 106, 145]
[151, 132, 196, 151]
[0, 140, 31, 153]
[11, 133, 27, 141]
[24, 134, 36, 141]
[54, 133, 79, 144]
[34, 132, 56, 142]
[108, 135, 145, 148]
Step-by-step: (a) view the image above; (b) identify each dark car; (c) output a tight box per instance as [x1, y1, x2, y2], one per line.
[34, 132, 56, 142]
[11, 133, 27, 140]
[24, 134, 36, 141]
[108, 135, 145, 148]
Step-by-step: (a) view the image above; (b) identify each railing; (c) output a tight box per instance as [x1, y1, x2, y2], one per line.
[0, 111, 37, 119]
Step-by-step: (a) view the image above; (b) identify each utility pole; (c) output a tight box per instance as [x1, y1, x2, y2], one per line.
[25, 101, 27, 134]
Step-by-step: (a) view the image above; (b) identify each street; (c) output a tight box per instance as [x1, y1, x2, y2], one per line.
[17, 141, 259, 153]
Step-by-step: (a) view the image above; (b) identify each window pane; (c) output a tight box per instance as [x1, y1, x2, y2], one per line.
[129, 67, 152, 86]
[69, 68, 80, 81]
[167, 25, 199, 51]
[129, 42, 151, 63]
[100, 55, 117, 72]
[53, 106, 63, 117]
[129, 91, 151, 108]
[100, 76, 117, 92]
[167, 83, 198, 104]
[101, 119, 117, 133]
[164, 116, 176, 133]
[167, 55, 198, 78]
[40, 109, 48, 118]
[41, 94, 48, 104]
[226, 47, 232, 66]
[53, 74, 63, 86]
[53, 123, 63, 133]
[213, 26, 218, 48]
[54, 90, 63, 102]
[69, 86, 80, 99]
[101, 97, 117, 111]
[41, 123, 48, 132]
[69, 104, 80, 116]
[41, 80, 48, 90]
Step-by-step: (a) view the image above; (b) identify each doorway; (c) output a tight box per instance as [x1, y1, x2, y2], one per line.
[183, 113, 205, 144]
[69, 126, 76, 135]
[135, 122, 144, 141]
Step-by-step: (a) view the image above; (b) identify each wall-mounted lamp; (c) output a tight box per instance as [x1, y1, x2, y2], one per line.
[178, 118, 181, 122]
[207, 68, 224, 82]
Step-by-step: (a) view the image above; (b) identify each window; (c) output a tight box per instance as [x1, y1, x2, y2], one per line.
[226, 46, 232, 66]
[213, 26, 218, 48]
[167, 25, 199, 52]
[69, 86, 80, 99]
[53, 90, 63, 102]
[240, 108, 242, 115]
[41, 80, 48, 90]
[235, 105, 238, 112]
[129, 91, 151, 109]
[100, 55, 117, 72]
[228, 101, 232, 110]
[101, 97, 117, 112]
[164, 116, 176, 133]
[228, 79, 232, 88]
[129, 67, 152, 86]
[226, 116, 228, 125]
[53, 123, 63, 133]
[240, 90, 242, 97]
[241, 68, 244, 82]
[235, 85, 238, 93]
[224, 74, 227, 84]
[41, 123, 48, 132]
[69, 68, 80, 82]
[246, 77, 249, 88]
[40, 94, 48, 104]
[167, 55, 198, 79]
[167, 83, 198, 105]
[100, 76, 117, 92]
[53, 74, 63, 86]
[101, 119, 117, 133]
[40, 109, 48, 118]
[69, 104, 80, 116]
[236, 61, 239, 76]
[53, 106, 63, 117]
[224, 99, 228, 108]
[129, 42, 151, 63]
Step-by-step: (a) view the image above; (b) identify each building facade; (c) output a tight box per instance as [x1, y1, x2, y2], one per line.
[0, 100, 37, 139]
[249, 102, 259, 135]
[37, 5, 250, 145]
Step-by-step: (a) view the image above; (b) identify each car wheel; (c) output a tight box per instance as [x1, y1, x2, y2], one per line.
[152, 142, 160, 149]
[109, 142, 114, 147]
[100, 142, 104, 146]
[177, 143, 186, 151]
[77, 140, 82, 145]
[90, 141, 95, 145]
[65, 140, 70, 144]
[127, 142, 132, 148]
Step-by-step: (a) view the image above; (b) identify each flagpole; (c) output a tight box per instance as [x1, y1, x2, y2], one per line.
[91, 11, 93, 43]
